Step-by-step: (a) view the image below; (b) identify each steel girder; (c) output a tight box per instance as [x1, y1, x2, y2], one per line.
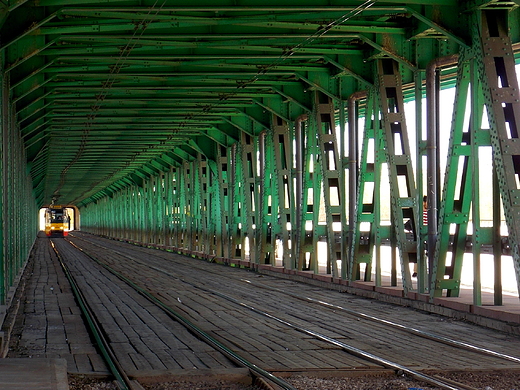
[2, 1, 520, 304]
[1, 0, 476, 207]
[0, 70, 39, 305]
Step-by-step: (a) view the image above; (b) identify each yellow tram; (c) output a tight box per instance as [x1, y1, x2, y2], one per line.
[45, 205, 70, 237]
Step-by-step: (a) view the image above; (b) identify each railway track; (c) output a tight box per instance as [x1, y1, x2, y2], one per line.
[50, 237, 298, 390]
[56, 233, 520, 389]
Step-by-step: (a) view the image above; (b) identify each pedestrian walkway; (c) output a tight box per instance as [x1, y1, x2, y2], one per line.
[0, 358, 68, 390]
[0, 234, 109, 390]
[3, 234, 109, 374]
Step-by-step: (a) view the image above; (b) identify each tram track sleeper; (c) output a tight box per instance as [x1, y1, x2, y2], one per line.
[61, 236, 299, 390]
[65, 232, 520, 389]
[50, 239, 139, 390]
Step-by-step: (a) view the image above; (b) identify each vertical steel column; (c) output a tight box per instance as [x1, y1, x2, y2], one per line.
[178, 162, 189, 248]
[12, 114, 19, 270]
[424, 57, 460, 294]
[297, 113, 323, 273]
[131, 187, 138, 241]
[470, 59, 487, 306]
[338, 102, 349, 280]
[230, 143, 244, 259]
[122, 188, 128, 238]
[347, 92, 366, 281]
[240, 132, 260, 263]
[145, 181, 151, 242]
[165, 168, 174, 247]
[171, 167, 181, 247]
[168, 169, 176, 246]
[4, 71, 13, 287]
[156, 174, 164, 245]
[189, 159, 201, 252]
[140, 184, 146, 242]
[432, 60, 473, 298]
[217, 146, 231, 259]
[206, 159, 219, 257]
[133, 187, 139, 241]
[294, 115, 308, 267]
[415, 69, 427, 293]
[114, 191, 120, 238]
[315, 91, 343, 277]
[107, 196, 112, 237]
[110, 190, 117, 237]
[349, 92, 385, 283]
[377, 59, 418, 292]
[147, 179, 154, 243]
[138, 185, 145, 243]
[122, 188, 129, 238]
[198, 155, 209, 253]
[259, 130, 278, 265]
[139, 179, 149, 242]
[160, 176, 165, 244]
[0, 70, 6, 303]
[153, 177, 160, 243]
[119, 189, 125, 238]
[99, 196, 105, 236]
[492, 162, 503, 305]
[478, 9, 520, 298]
[272, 116, 294, 269]
[98, 198, 104, 236]
[201, 160, 209, 252]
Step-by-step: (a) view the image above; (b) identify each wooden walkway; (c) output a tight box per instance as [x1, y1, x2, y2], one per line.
[4, 235, 108, 374]
[0, 359, 68, 390]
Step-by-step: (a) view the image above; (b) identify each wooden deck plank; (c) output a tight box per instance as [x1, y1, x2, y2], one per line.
[10, 233, 520, 383]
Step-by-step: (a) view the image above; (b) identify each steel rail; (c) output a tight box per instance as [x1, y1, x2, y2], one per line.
[145, 272, 465, 389]
[251, 281, 520, 365]
[207, 289, 479, 390]
[188, 245, 520, 365]
[69, 234, 520, 390]
[64, 238, 297, 390]
[72, 232, 520, 366]
[49, 240, 136, 390]
[66, 235, 473, 390]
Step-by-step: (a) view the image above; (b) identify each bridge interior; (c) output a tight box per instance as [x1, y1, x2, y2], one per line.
[1, 0, 520, 316]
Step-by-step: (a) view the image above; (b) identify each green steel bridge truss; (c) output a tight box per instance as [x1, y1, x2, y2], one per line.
[1, 1, 520, 304]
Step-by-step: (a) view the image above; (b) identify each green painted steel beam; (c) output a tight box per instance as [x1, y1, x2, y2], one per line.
[198, 128, 238, 147]
[0, 13, 57, 51]
[38, 1, 458, 6]
[295, 72, 341, 101]
[16, 91, 54, 118]
[271, 86, 312, 113]
[5, 40, 56, 74]
[251, 98, 291, 124]
[43, 43, 363, 56]
[222, 113, 269, 136]
[12, 76, 56, 104]
[160, 151, 183, 167]
[169, 145, 197, 162]
[324, 56, 372, 85]
[3, 0, 514, 213]
[149, 157, 172, 172]
[18, 101, 53, 127]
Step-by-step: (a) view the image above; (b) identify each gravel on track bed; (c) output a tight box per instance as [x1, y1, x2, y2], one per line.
[69, 370, 520, 390]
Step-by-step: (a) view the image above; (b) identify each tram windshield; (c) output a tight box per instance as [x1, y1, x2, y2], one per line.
[49, 210, 68, 223]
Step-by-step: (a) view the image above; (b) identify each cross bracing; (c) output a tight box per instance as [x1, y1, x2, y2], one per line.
[1, 0, 520, 306]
